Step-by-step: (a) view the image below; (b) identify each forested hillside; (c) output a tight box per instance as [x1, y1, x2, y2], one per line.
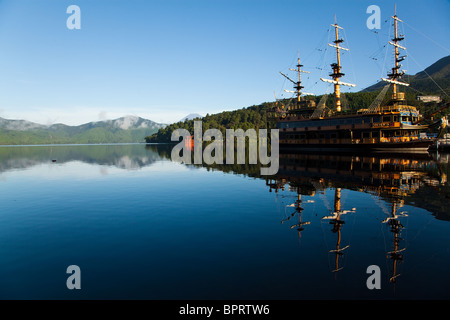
[146, 55, 450, 143]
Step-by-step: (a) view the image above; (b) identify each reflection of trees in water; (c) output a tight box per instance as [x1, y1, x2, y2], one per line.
[153, 143, 450, 219]
[147, 142, 266, 178]
[1, 143, 448, 219]
[145, 144, 171, 160]
[265, 152, 449, 221]
[0, 144, 166, 172]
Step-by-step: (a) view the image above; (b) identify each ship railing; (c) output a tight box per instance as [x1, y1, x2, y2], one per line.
[381, 105, 417, 113]
[378, 136, 433, 144]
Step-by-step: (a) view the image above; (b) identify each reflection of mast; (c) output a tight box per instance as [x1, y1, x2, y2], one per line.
[330, 188, 347, 273]
[323, 188, 352, 274]
[282, 192, 311, 241]
[384, 201, 406, 285]
[289, 194, 311, 239]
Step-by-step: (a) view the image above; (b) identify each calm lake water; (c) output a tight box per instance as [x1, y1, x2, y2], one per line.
[0, 143, 449, 299]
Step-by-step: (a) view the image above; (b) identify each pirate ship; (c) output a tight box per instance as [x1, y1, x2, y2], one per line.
[268, 9, 448, 152]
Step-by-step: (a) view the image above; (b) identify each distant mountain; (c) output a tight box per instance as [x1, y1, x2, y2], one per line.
[179, 113, 203, 122]
[0, 117, 48, 131]
[415, 55, 450, 80]
[0, 115, 167, 145]
[362, 55, 450, 95]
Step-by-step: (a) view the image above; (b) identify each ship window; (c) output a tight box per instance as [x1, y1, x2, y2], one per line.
[401, 116, 408, 122]
[363, 132, 371, 138]
[383, 116, 391, 122]
[393, 116, 399, 122]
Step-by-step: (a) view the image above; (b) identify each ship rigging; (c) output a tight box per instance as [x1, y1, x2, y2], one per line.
[268, 8, 447, 153]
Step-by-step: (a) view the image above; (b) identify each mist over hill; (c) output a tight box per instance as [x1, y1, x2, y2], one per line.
[180, 113, 203, 122]
[0, 115, 167, 145]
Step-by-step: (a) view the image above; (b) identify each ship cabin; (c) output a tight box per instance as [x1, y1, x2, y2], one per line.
[275, 93, 425, 146]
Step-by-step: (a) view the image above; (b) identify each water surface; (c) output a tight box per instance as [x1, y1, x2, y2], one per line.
[0, 144, 448, 299]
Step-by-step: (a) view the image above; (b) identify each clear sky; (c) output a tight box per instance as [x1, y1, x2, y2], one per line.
[0, 0, 448, 125]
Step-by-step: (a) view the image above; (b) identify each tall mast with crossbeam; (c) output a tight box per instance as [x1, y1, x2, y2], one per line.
[382, 5, 410, 103]
[320, 16, 356, 112]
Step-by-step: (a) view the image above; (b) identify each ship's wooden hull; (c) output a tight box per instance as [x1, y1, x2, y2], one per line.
[279, 138, 434, 153]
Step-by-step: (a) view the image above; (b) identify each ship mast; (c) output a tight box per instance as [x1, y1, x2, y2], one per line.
[320, 16, 356, 112]
[381, 5, 410, 102]
[280, 53, 313, 103]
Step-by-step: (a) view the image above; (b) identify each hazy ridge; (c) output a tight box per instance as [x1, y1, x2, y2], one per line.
[0, 115, 167, 145]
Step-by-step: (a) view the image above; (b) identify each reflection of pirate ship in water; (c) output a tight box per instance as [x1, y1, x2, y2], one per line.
[266, 152, 447, 283]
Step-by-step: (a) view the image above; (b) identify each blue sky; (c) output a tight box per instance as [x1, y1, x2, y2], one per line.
[0, 0, 448, 125]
